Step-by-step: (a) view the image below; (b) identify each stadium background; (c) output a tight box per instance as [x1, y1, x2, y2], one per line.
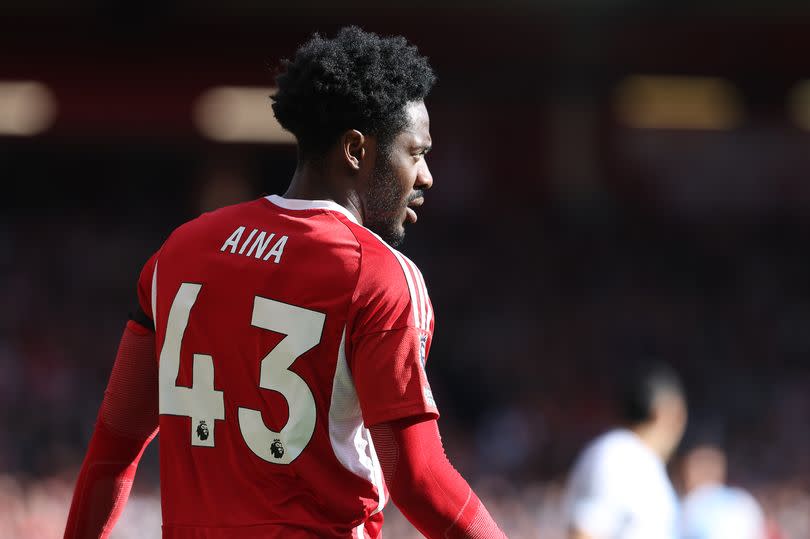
[3, 1, 810, 537]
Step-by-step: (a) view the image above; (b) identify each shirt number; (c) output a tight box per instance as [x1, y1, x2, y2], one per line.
[158, 282, 325, 464]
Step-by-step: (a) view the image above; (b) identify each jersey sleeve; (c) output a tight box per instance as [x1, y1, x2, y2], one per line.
[348, 239, 438, 427]
[369, 417, 508, 538]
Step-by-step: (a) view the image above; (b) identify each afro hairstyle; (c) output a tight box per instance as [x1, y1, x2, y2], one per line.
[272, 26, 436, 159]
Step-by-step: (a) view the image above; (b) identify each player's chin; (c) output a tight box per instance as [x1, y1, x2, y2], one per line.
[388, 225, 406, 247]
[384, 221, 406, 248]
[369, 218, 406, 247]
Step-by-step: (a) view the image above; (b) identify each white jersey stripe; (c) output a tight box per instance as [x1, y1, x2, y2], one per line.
[391, 251, 420, 328]
[365, 427, 386, 516]
[408, 259, 429, 332]
[421, 267, 433, 330]
[401, 255, 425, 330]
[150, 260, 158, 327]
[399, 255, 422, 329]
[328, 328, 387, 524]
[421, 273, 433, 331]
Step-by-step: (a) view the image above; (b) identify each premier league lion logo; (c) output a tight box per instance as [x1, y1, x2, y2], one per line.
[196, 420, 210, 441]
[270, 439, 285, 459]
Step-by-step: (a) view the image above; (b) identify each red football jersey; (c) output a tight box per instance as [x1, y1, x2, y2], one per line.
[137, 195, 438, 538]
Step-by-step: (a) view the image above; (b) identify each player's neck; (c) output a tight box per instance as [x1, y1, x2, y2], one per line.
[630, 423, 671, 462]
[283, 161, 364, 225]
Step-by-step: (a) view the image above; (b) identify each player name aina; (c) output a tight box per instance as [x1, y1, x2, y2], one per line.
[220, 226, 288, 264]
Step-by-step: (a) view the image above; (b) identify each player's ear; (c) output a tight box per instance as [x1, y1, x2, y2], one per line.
[341, 129, 366, 171]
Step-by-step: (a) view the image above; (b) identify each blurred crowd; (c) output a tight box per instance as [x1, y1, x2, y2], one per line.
[3, 148, 810, 537]
[2, 475, 809, 538]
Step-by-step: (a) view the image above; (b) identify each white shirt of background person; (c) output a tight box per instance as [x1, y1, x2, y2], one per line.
[679, 444, 765, 539]
[563, 428, 680, 539]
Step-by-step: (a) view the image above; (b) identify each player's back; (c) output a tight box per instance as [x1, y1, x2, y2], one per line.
[144, 196, 406, 538]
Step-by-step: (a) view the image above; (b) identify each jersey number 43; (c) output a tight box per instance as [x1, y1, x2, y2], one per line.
[158, 282, 325, 465]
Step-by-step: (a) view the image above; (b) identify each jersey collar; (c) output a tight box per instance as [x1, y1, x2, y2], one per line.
[265, 195, 360, 225]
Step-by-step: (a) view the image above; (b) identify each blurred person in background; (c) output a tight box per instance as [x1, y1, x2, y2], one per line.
[679, 441, 766, 539]
[563, 362, 687, 539]
[63, 26, 507, 539]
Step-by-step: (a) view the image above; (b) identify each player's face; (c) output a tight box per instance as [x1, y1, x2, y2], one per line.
[657, 391, 688, 461]
[364, 101, 433, 247]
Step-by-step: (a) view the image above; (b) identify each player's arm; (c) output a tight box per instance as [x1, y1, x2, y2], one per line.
[63, 316, 159, 539]
[369, 415, 508, 539]
[350, 243, 507, 537]
[65, 250, 161, 539]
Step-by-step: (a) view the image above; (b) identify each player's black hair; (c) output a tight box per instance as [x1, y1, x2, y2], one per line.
[619, 361, 684, 424]
[271, 26, 436, 159]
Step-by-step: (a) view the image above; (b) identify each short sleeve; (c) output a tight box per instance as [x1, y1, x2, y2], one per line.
[348, 238, 438, 427]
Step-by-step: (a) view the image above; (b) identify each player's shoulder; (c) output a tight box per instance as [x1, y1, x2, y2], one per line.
[726, 486, 764, 513]
[573, 429, 667, 499]
[340, 222, 433, 331]
[350, 224, 421, 272]
[583, 429, 625, 454]
[348, 224, 428, 297]
[582, 429, 649, 469]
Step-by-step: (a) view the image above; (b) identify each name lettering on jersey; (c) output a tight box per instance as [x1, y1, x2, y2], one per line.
[220, 226, 288, 263]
